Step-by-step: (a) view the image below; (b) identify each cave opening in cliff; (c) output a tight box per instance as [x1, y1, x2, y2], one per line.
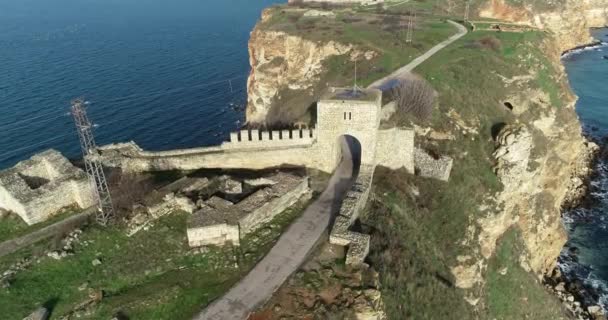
[491, 122, 508, 141]
[504, 101, 514, 111]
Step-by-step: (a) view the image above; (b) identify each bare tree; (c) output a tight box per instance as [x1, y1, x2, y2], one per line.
[107, 171, 154, 219]
[390, 77, 436, 121]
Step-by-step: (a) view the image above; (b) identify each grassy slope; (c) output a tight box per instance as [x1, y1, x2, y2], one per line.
[256, 5, 457, 123]
[0, 199, 309, 319]
[0, 207, 79, 243]
[363, 29, 569, 319]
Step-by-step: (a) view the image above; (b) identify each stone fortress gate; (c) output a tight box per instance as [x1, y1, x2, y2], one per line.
[96, 87, 415, 174]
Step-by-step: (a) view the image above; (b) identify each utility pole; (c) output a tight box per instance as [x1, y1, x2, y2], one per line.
[71, 99, 114, 226]
[353, 59, 358, 94]
[406, 9, 415, 44]
[464, 0, 470, 23]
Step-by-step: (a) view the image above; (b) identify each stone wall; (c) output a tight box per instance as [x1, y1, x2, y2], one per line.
[187, 224, 240, 247]
[375, 128, 415, 171]
[414, 148, 454, 182]
[0, 150, 95, 225]
[239, 177, 310, 234]
[187, 173, 311, 248]
[329, 165, 375, 266]
[224, 128, 316, 150]
[97, 88, 415, 175]
[97, 142, 318, 173]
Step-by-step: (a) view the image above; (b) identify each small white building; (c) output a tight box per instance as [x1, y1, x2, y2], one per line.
[0, 150, 95, 225]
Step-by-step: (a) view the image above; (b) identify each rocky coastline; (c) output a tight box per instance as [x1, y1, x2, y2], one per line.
[548, 133, 608, 320]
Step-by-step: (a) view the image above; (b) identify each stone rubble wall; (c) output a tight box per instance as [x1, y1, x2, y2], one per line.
[97, 141, 319, 173]
[187, 223, 240, 247]
[127, 193, 196, 237]
[239, 177, 311, 234]
[329, 165, 375, 266]
[0, 150, 95, 225]
[187, 174, 311, 248]
[414, 148, 454, 182]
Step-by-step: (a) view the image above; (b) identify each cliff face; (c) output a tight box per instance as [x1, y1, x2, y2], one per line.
[479, 0, 608, 52]
[246, 9, 353, 123]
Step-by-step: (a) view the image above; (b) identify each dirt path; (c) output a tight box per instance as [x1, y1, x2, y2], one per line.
[195, 138, 359, 320]
[367, 20, 468, 90]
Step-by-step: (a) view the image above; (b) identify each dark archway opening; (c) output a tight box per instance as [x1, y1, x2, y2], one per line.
[503, 101, 514, 111]
[338, 134, 362, 177]
[491, 122, 507, 141]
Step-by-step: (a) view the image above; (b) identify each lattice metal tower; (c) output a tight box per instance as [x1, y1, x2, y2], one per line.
[406, 10, 415, 43]
[464, 0, 470, 22]
[71, 99, 114, 225]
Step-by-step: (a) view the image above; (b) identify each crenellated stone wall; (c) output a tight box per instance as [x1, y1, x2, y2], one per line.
[96, 88, 416, 175]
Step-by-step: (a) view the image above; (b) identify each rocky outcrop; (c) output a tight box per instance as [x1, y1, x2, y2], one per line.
[246, 9, 354, 123]
[479, 0, 608, 52]
[452, 81, 597, 293]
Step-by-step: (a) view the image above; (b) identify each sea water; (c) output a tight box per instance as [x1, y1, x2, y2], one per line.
[560, 28, 608, 308]
[0, 0, 280, 169]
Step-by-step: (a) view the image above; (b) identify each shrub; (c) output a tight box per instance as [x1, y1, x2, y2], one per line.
[478, 36, 502, 51]
[108, 171, 154, 219]
[389, 77, 436, 122]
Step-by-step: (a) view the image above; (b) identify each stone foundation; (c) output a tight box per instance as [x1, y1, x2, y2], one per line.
[0, 150, 95, 225]
[187, 173, 311, 247]
[329, 165, 374, 266]
[414, 148, 454, 181]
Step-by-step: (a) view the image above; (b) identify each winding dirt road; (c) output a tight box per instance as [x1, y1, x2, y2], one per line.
[367, 20, 468, 90]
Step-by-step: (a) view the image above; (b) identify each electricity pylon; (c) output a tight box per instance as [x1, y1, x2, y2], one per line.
[71, 99, 114, 226]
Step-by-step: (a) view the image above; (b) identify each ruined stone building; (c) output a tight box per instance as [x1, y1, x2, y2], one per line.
[0, 150, 95, 225]
[187, 173, 310, 247]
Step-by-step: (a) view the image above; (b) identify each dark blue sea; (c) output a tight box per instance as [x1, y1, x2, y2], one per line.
[0, 0, 280, 169]
[560, 28, 608, 309]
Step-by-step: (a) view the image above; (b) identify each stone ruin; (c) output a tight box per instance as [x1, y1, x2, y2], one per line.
[0, 149, 95, 225]
[329, 165, 374, 266]
[187, 172, 311, 247]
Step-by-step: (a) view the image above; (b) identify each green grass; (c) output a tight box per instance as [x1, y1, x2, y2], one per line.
[364, 168, 475, 319]
[485, 228, 567, 319]
[257, 5, 458, 124]
[363, 26, 572, 319]
[0, 207, 79, 243]
[0, 199, 310, 319]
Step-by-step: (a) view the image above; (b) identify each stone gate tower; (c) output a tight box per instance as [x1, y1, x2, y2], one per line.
[315, 87, 382, 172]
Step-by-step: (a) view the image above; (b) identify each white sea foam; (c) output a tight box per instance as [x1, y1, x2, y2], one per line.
[562, 42, 608, 59]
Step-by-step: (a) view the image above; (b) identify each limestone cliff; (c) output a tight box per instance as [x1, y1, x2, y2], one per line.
[479, 0, 608, 52]
[246, 9, 353, 123]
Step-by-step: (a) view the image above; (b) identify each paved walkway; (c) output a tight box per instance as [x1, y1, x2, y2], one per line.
[195, 138, 358, 320]
[367, 20, 468, 90]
